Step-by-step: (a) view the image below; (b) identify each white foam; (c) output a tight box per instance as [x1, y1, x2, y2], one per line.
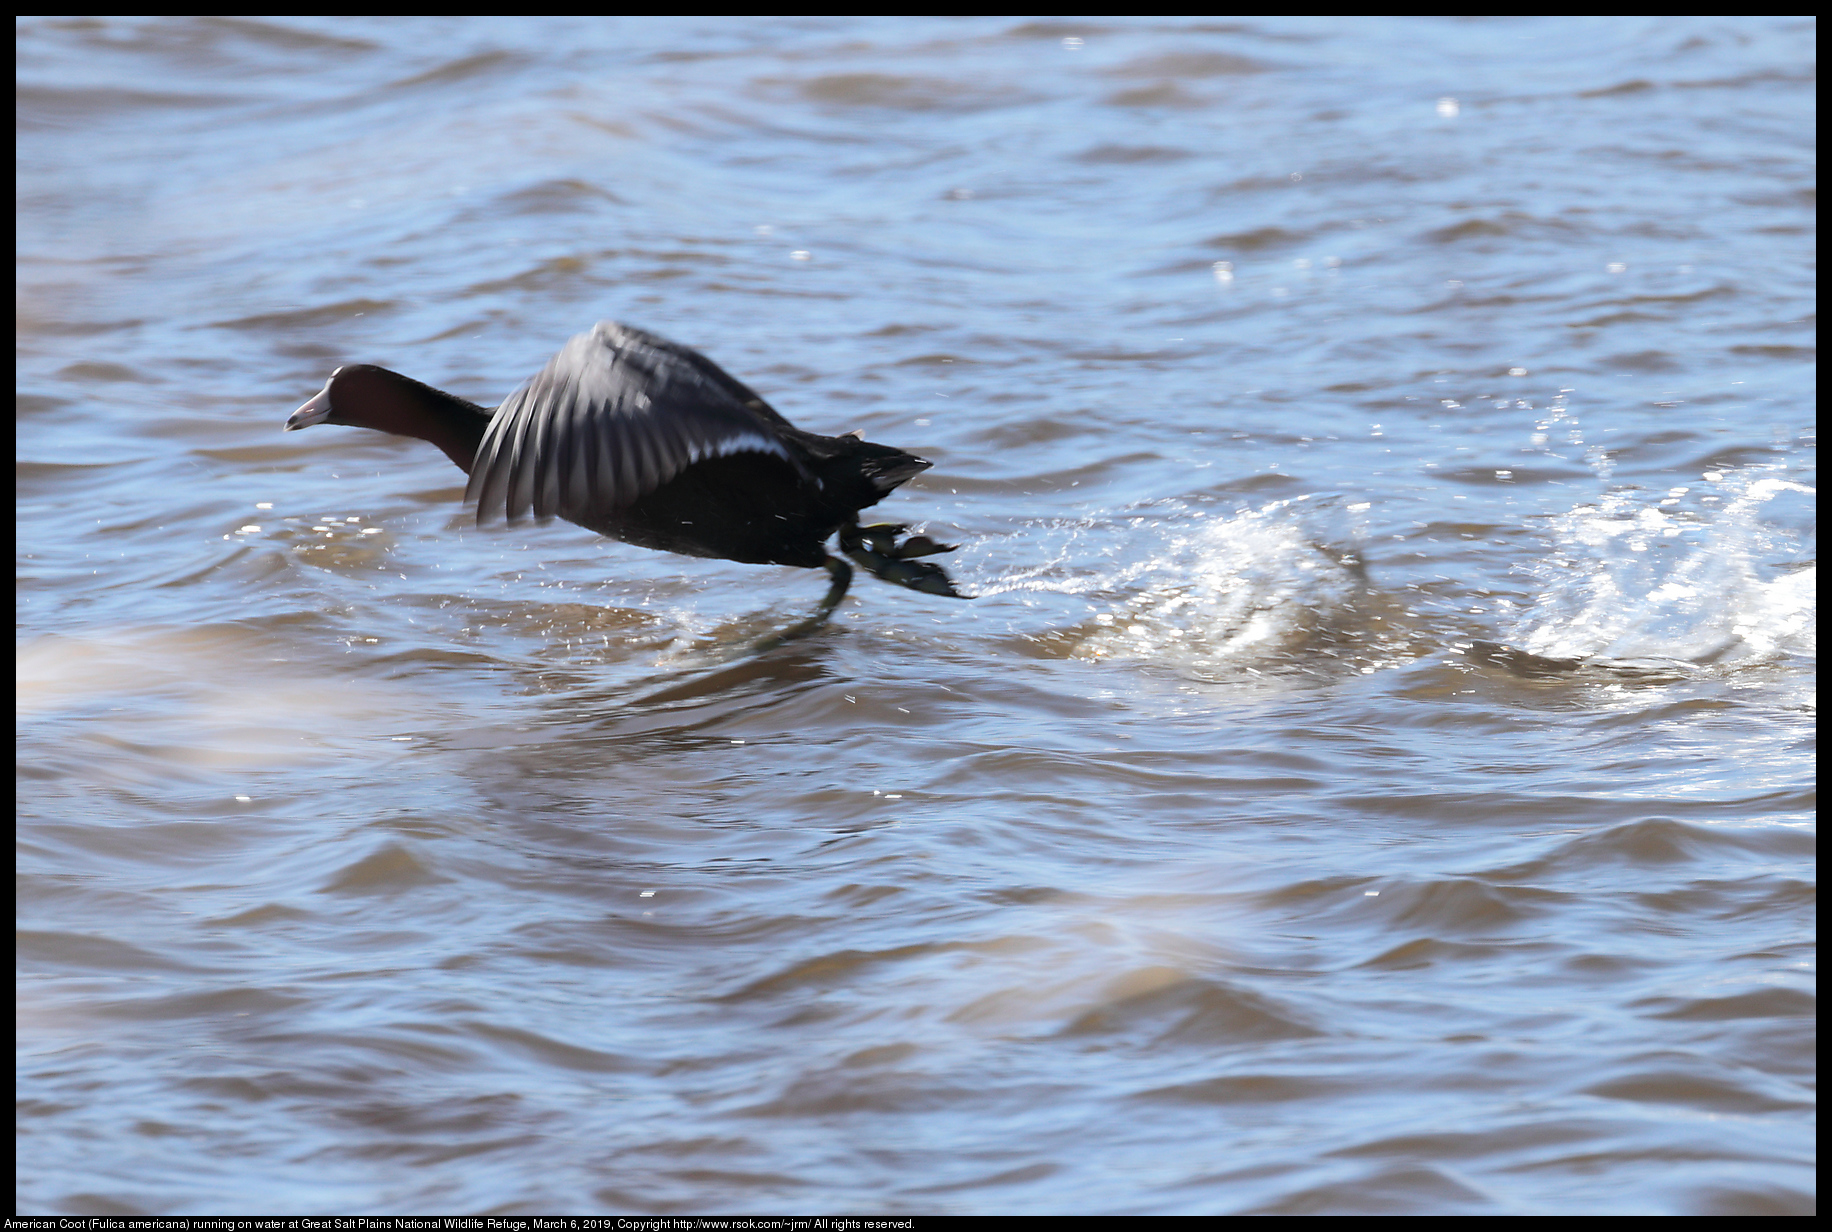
[981, 496, 1370, 682]
[1075, 511, 1356, 677]
[1512, 468, 1815, 665]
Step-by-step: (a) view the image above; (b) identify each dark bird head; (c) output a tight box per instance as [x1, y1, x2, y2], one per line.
[285, 364, 490, 473]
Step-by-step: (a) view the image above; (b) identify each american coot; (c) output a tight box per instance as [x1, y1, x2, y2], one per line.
[285, 321, 966, 615]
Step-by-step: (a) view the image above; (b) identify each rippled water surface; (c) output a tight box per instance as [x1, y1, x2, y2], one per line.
[16, 16, 1815, 1215]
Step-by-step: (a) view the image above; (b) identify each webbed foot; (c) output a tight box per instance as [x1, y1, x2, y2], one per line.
[840, 523, 970, 598]
[851, 523, 959, 560]
[892, 534, 957, 559]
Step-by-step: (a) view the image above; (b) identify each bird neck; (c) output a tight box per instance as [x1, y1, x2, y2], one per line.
[339, 366, 494, 474]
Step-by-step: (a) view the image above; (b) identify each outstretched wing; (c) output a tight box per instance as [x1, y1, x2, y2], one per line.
[465, 321, 809, 525]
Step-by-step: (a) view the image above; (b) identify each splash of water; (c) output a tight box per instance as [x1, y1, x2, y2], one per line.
[1512, 468, 1815, 666]
[982, 496, 1379, 682]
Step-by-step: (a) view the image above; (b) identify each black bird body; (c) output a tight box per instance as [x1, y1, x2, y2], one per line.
[285, 321, 963, 606]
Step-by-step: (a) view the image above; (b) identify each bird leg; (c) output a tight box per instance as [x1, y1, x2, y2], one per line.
[840, 522, 969, 598]
[755, 532, 960, 653]
[749, 555, 854, 654]
[816, 553, 854, 619]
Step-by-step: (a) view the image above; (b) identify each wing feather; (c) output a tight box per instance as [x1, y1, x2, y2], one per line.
[469, 321, 806, 528]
